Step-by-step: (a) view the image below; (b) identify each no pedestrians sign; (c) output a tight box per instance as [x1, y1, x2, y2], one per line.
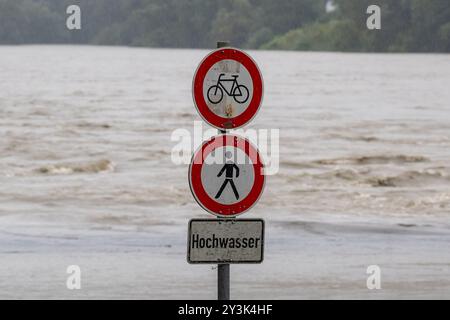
[188, 134, 265, 217]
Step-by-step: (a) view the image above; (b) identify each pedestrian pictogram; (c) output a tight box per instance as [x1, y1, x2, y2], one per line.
[215, 151, 240, 200]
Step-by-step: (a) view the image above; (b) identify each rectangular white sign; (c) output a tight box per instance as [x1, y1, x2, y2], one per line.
[187, 219, 264, 264]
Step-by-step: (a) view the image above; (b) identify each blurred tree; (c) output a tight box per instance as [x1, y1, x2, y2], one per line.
[0, 0, 447, 52]
[0, 0, 66, 44]
[409, 0, 450, 51]
[209, 0, 257, 47]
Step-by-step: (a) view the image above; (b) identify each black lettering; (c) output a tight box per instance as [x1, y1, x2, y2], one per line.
[192, 235, 262, 250]
[213, 234, 219, 248]
[219, 238, 228, 248]
[192, 234, 199, 248]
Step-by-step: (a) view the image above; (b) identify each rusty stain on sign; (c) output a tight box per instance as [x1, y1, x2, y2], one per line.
[225, 104, 234, 117]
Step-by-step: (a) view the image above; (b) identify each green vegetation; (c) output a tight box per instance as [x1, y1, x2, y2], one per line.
[268, 0, 450, 52]
[262, 20, 362, 51]
[0, 0, 448, 52]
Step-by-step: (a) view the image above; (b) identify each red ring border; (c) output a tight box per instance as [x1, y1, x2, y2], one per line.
[193, 48, 264, 130]
[189, 134, 265, 217]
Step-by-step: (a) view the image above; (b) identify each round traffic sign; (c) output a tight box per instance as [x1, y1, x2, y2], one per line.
[192, 48, 264, 130]
[189, 134, 265, 217]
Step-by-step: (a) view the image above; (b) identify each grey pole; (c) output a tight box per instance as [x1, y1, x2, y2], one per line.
[218, 263, 230, 300]
[217, 40, 230, 301]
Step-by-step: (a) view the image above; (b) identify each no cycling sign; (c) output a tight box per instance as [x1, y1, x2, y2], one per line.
[192, 47, 264, 130]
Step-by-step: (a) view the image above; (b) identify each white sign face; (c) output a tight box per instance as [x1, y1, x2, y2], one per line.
[203, 59, 254, 118]
[187, 219, 264, 264]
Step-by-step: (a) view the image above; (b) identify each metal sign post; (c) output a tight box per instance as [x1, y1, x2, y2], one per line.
[218, 260, 230, 300]
[188, 40, 265, 301]
[217, 40, 230, 301]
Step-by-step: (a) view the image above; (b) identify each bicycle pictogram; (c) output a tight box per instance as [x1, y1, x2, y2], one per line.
[207, 73, 250, 104]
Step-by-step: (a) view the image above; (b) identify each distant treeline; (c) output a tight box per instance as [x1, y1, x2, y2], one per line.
[0, 0, 448, 52]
